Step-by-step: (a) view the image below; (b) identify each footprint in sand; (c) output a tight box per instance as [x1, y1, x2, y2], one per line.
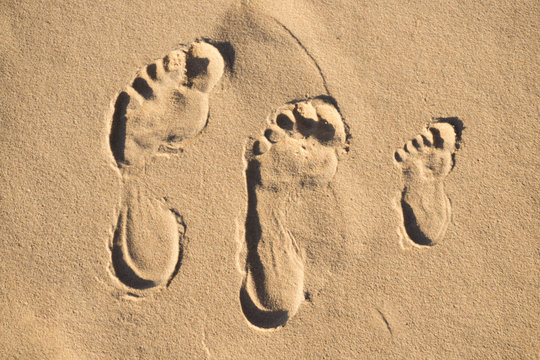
[108, 41, 224, 293]
[240, 96, 347, 328]
[394, 118, 463, 247]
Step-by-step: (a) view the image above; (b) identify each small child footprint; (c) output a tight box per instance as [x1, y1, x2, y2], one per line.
[241, 97, 347, 329]
[108, 41, 224, 294]
[394, 119, 463, 247]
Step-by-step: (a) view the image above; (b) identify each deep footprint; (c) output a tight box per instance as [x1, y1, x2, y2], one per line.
[241, 96, 347, 329]
[108, 41, 224, 292]
[394, 118, 463, 247]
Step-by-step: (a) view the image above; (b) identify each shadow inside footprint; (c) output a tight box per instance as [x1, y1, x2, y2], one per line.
[110, 189, 185, 291]
[111, 211, 157, 290]
[239, 286, 289, 329]
[186, 57, 210, 81]
[400, 195, 433, 246]
[109, 91, 129, 166]
[201, 39, 235, 72]
[241, 159, 291, 328]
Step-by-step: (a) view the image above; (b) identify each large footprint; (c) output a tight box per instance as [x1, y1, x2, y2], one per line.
[394, 119, 462, 247]
[241, 97, 347, 329]
[108, 41, 224, 294]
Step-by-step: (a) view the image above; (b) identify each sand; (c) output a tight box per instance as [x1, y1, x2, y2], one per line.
[0, 0, 538, 358]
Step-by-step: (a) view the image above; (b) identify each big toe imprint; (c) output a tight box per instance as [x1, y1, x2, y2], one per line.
[241, 97, 347, 329]
[394, 119, 463, 247]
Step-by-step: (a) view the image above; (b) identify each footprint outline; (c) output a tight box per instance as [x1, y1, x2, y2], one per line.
[240, 96, 349, 329]
[107, 40, 225, 295]
[394, 117, 464, 248]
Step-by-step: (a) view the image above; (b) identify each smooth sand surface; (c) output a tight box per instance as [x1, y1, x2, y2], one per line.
[0, 1, 538, 358]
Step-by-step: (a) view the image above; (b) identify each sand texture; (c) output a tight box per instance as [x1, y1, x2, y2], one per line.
[0, 0, 538, 359]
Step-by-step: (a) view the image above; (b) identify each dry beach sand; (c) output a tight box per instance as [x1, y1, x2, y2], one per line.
[0, 0, 539, 358]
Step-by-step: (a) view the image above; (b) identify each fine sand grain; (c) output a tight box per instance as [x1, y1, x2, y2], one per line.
[1, 1, 538, 359]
